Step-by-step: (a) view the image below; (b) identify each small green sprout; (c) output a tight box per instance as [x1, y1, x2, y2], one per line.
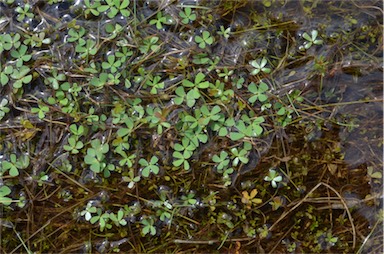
[217, 67, 234, 82]
[181, 72, 211, 107]
[31, 103, 49, 119]
[115, 45, 133, 62]
[139, 156, 160, 177]
[249, 57, 271, 75]
[117, 149, 136, 167]
[80, 202, 97, 221]
[15, 3, 34, 22]
[367, 166, 382, 179]
[105, 23, 124, 39]
[2, 0, 14, 4]
[0, 34, 13, 53]
[145, 75, 164, 95]
[179, 7, 196, 24]
[109, 210, 127, 226]
[101, 55, 122, 73]
[182, 72, 210, 89]
[230, 143, 251, 167]
[0, 154, 29, 177]
[145, 106, 171, 134]
[84, 139, 109, 173]
[75, 39, 98, 59]
[218, 25, 231, 39]
[69, 124, 85, 136]
[64, 136, 84, 154]
[122, 169, 140, 189]
[192, 53, 210, 65]
[172, 139, 193, 170]
[210, 115, 235, 137]
[0, 98, 10, 120]
[229, 116, 264, 141]
[181, 192, 197, 206]
[156, 208, 171, 222]
[302, 30, 323, 49]
[90, 208, 112, 232]
[264, 168, 283, 188]
[116, 117, 134, 138]
[23, 32, 51, 48]
[212, 151, 230, 171]
[248, 81, 269, 103]
[173, 86, 186, 105]
[149, 11, 170, 30]
[67, 27, 86, 44]
[141, 217, 156, 236]
[10, 65, 32, 89]
[45, 68, 66, 90]
[97, 0, 130, 18]
[0, 33, 21, 51]
[195, 31, 214, 49]
[0, 186, 12, 206]
[139, 36, 160, 54]
[84, 0, 101, 17]
[274, 102, 293, 127]
[325, 232, 338, 246]
[367, 166, 382, 184]
[10, 45, 32, 67]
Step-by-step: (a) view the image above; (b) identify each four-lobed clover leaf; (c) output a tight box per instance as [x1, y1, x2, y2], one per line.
[102, 55, 121, 73]
[139, 156, 160, 177]
[302, 30, 323, 49]
[10, 65, 32, 89]
[10, 45, 32, 67]
[195, 31, 214, 49]
[264, 168, 283, 188]
[1, 154, 29, 177]
[0, 34, 13, 53]
[248, 81, 269, 103]
[149, 11, 170, 30]
[212, 151, 230, 171]
[249, 57, 271, 75]
[15, 3, 34, 22]
[98, 0, 131, 18]
[75, 39, 98, 58]
[84, 139, 109, 173]
[68, 27, 86, 44]
[179, 7, 196, 24]
[109, 210, 127, 226]
[31, 103, 49, 119]
[64, 136, 84, 154]
[80, 202, 97, 221]
[141, 217, 156, 236]
[182, 72, 210, 89]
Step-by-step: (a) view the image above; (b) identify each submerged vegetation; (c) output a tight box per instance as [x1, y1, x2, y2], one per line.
[0, 0, 382, 253]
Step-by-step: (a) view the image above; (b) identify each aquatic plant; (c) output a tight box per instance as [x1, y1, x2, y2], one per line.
[0, 0, 381, 253]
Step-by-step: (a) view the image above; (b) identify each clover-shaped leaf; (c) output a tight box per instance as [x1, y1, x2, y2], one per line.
[195, 31, 214, 49]
[264, 168, 283, 188]
[302, 30, 323, 49]
[179, 7, 196, 24]
[250, 57, 271, 75]
[248, 81, 269, 103]
[0, 186, 12, 206]
[139, 156, 160, 177]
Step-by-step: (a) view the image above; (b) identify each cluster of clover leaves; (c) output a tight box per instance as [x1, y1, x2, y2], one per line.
[0, 1, 335, 250]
